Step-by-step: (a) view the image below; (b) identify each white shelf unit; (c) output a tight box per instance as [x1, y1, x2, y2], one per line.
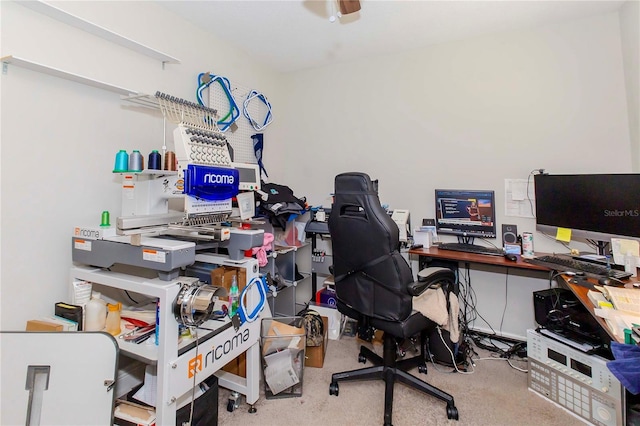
[70, 255, 265, 425]
[18, 1, 180, 66]
[263, 243, 312, 317]
[1, 55, 138, 95]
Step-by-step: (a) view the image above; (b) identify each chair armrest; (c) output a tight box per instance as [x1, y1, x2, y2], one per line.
[407, 267, 456, 296]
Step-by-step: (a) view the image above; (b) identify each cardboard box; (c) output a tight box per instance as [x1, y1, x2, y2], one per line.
[26, 319, 63, 332]
[221, 353, 246, 378]
[305, 316, 329, 368]
[210, 266, 247, 297]
[307, 302, 344, 340]
[114, 401, 156, 426]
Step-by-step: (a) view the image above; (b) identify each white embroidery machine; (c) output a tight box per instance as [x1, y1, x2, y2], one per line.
[70, 92, 270, 423]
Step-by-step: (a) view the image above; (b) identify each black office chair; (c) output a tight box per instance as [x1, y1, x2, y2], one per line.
[328, 172, 459, 425]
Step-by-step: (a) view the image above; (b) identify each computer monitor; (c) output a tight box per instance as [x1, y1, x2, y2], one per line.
[434, 189, 497, 239]
[534, 173, 640, 254]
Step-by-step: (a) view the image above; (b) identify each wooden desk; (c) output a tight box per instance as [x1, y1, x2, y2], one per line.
[409, 246, 634, 344]
[408, 246, 550, 272]
[560, 276, 640, 344]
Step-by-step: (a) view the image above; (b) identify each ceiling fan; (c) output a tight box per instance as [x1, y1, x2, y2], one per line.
[328, 0, 361, 22]
[338, 0, 361, 15]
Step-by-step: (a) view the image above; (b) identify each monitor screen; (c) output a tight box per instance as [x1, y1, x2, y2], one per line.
[435, 189, 497, 238]
[534, 173, 640, 243]
[231, 162, 261, 191]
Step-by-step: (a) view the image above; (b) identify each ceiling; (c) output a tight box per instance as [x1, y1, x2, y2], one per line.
[158, 1, 626, 73]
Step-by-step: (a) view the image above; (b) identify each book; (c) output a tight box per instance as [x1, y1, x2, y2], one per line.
[55, 302, 84, 331]
[600, 286, 640, 316]
[587, 289, 612, 308]
[41, 315, 78, 331]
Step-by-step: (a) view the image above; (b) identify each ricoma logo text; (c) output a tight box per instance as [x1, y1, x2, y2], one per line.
[187, 328, 249, 378]
[203, 173, 235, 184]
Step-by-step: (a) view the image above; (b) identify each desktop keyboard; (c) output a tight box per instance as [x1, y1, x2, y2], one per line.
[437, 243, 505, 257]
[524, 255, 633, 280]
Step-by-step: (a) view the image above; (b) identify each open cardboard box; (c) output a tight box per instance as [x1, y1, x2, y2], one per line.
[305, 316, 329, 368]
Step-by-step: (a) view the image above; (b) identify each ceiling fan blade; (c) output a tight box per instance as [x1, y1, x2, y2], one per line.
[339, 0, 361, 15]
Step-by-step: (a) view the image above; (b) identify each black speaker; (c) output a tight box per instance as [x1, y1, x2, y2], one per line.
[502, 224, 518, 245]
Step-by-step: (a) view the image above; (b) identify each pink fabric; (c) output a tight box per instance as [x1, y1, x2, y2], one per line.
[252, 232, 274, 267]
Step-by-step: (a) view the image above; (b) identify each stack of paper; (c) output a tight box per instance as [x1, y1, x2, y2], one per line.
[593, 286, 640, 340]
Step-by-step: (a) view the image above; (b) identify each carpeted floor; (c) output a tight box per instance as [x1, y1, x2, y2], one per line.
[216, 335, 585, 426]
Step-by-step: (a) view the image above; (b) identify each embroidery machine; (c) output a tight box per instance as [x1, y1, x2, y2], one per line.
[70, 92, 271, 423]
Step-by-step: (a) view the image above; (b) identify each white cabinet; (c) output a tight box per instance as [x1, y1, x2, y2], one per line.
[70, 254, 266, 425]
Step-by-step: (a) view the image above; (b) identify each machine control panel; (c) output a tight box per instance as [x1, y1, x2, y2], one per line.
[527, 329, 624, 426]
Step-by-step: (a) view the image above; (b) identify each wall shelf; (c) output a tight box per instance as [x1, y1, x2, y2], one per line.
[1, 55, 138, 95]
[19, 1, 180, 66]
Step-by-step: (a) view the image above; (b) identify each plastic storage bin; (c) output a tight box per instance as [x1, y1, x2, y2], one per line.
[260, 316, 306, 399]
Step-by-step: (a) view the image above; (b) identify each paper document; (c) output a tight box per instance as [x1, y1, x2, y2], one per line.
[132, 365, 157, 407]
[611, 238, 640, 265]
[263, 349, 300, 395]
[504, 178, 535, 218]
[594, 307, 639, 340]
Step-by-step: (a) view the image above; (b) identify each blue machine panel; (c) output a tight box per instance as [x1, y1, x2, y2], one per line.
[184, 165, 239, 201]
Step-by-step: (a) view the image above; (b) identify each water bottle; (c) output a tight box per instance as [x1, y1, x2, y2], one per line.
[105, 302, 122, 336]
[85, 292, 107, 331]
[229, 275, 240, 317]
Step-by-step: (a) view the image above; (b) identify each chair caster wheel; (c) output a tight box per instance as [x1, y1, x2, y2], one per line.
[446, 405, 459, 420]
[329, 382, 339, 396]
[418, 365, 427, 374]
[358, 354, 367, 364]
[227, 399, 236, 412]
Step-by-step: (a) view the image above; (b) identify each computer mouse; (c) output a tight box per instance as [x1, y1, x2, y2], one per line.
[598, 277, 612, 286]
[504, 253, 518, 261]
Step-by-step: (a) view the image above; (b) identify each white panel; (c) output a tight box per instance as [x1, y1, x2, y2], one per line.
[1, 332, 118, 425]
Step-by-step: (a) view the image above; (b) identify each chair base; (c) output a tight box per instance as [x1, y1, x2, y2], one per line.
[330, 332, 459, 425]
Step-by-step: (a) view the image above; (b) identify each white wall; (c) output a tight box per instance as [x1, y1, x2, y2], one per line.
[0, 1, 280, 330]
[619, 0, 640, 172]
[0, 2, 637, 340]
[273, 12, 632, 338]
[275, 12, 631, 254]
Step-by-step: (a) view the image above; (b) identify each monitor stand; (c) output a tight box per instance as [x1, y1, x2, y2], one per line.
[458, 236, 475, 245]
[589, 240, 610, 256]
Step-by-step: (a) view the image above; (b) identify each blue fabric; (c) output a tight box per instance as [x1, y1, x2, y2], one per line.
[607, 342, 640, 395]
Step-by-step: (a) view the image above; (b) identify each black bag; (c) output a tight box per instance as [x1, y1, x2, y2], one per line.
[175, 375, 218, 426]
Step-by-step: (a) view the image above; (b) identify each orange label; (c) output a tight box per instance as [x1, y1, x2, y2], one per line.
[188, 354, 203, 378]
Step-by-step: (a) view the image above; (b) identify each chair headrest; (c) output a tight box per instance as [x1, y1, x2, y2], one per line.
[334, 172, 378, 195]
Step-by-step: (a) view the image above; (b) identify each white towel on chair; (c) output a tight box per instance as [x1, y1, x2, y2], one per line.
[412, 287, 460, 343]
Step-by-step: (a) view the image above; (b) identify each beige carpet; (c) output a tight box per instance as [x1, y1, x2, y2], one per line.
[216, 335, 585, 426]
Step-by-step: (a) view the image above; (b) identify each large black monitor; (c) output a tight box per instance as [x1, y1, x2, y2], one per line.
[435, 189, 497, 238]
[534, 173, 640, 253]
